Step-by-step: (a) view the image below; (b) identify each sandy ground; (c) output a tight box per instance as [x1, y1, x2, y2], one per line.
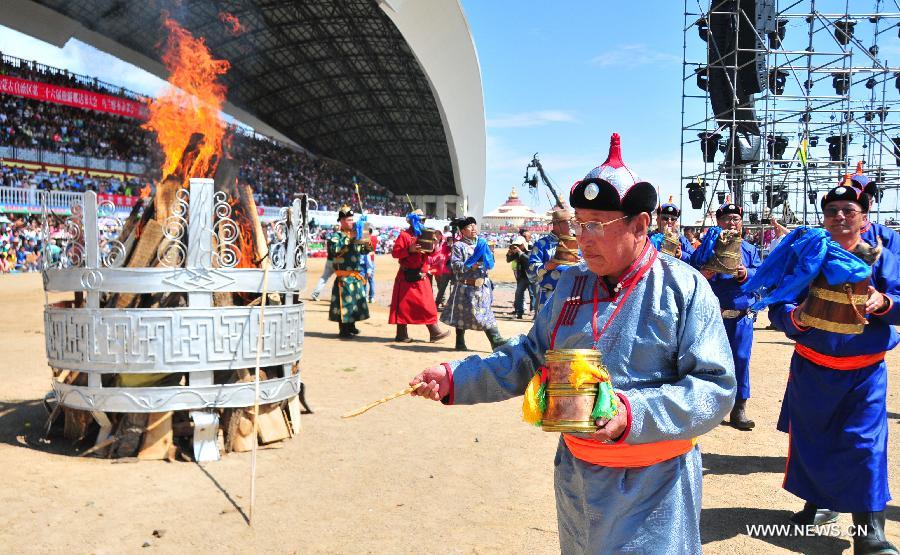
[0, 254, 896, 554]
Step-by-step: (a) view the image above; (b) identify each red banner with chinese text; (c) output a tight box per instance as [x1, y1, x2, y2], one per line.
[0, 75, 149, 120]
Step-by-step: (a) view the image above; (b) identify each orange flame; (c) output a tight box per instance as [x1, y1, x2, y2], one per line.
[143, 16, 230, 181]
[218, 12, 245, 36]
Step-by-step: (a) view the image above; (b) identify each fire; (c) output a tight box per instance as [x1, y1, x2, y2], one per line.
[218, 12, 245, 36]
[143, 16, 230, 182]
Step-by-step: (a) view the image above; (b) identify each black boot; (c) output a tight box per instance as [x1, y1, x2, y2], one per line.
[455, 328, 468, 351]
[395, 324, 412, 343]
[790, 501, 840, 526]
[484, 327, 508, 350]
[350, 323, 360, 335]
[852, 512, 898, 555]
[338, 323, 353, 338]
[729, 398, 755, 430]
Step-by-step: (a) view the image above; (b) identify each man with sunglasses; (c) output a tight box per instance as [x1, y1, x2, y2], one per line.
[766, 181, 898, 554]
[409, 134, 735, 554]
[700, 203, 762, 431]
[650, 199, 695, 262]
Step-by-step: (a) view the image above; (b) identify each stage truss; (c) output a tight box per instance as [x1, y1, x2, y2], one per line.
[681, 0, 900, 227]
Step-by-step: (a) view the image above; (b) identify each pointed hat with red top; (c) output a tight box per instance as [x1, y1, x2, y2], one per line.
[849, 160, 878, 198]
[570, 133, 657, 215]
[820, 172, 870, 212]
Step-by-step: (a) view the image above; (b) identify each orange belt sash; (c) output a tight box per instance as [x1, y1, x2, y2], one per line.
[794, 343, 885, 371]
[563, 434, 696, 468]
[335, 270, 367, 285]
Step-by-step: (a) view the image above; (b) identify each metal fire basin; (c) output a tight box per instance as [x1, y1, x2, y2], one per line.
[41, 178, 308, 461]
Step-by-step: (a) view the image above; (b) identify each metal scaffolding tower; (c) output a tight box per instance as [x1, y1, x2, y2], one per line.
[681, 0, 900, 227]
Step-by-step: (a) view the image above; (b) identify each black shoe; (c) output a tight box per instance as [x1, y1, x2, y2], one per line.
[338, 323, 354, 339]
[515, 313, 523, 320]
[729, 398, 756, 430]
[852, 512, 898, 555]
[791, 502, 840, 526]
[350, 324, 360, 335]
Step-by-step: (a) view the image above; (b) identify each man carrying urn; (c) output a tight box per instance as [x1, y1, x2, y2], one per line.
[409, 133, 735, 553]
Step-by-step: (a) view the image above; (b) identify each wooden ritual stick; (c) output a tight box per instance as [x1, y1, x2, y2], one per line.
[249, 261, 271, 527]
[341, 382, 426, 419]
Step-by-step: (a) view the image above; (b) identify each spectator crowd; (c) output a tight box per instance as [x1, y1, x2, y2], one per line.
[0, 55, 411, 216]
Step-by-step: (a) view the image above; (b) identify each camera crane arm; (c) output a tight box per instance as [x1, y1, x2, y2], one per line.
[524, 153, 566, 209]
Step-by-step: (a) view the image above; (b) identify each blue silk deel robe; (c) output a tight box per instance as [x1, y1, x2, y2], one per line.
[769, 248, 899, 512]
[446, 244, 736, 553]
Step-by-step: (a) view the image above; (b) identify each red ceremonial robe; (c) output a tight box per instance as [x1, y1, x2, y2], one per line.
[389, 229, 438, 324]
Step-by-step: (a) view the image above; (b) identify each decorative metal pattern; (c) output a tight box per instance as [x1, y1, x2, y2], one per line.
[45, 305, 305, 373]
[158, 187, 189, 267]
[62, 199, 86, 268]
[43, 267, 305, 294]
[98, 199, 127, 268]
[212, 190, 240, 268]
[53, 374, 302, 412]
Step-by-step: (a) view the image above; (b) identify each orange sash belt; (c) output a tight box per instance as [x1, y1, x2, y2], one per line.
[794, 343, 885, 371]
[335, 270, 367, 286]
[563, 434, 696, 468]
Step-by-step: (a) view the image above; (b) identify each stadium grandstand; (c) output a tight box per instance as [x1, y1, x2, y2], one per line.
[0, 0, 485, 273]
[1, 0, 486, 219]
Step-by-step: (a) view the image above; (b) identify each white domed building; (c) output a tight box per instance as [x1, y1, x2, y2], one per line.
[480, 187, 548, 231]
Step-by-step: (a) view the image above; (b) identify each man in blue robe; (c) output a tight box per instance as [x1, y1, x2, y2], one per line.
[410, 133, 735, 554]
[526, 207, 573, 308]
[699, 203, 762, 430]
[650, 199, 694, 262]
[764, 183, 899, 555]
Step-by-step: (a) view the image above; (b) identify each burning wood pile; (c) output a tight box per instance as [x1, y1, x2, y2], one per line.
[40, 15, 309, 461]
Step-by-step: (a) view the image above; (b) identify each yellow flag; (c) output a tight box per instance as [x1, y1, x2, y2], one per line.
[798, 138, 808, 166]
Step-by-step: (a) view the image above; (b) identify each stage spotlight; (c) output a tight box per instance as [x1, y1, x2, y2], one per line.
[869, 45, 879, 56]
[686, 181, 705, 209]
[835, 20, 856, 45]
[717, 191, 727, 204]
[697, 17, 708, 42]
[832, 72, 850, 95]
[809, 135, 819, 147]
[696, 68, 709, 91]
[769, 136, 789, 160]
[895, 72, 900, 93]
[768, 69, 787, 95]
[866, 77, 877, 89]
[827, 135, 849, 162]
[807, 190, 817, 205]
[699, 132, 722, 163]
[768, 19, 787, 49]
[751, 191, 760, 204]
[765, 184, 787, 208]
[749, 213, 759, 224]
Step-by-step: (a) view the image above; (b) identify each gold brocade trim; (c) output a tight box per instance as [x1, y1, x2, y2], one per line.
[545, 384, 597, 397]
[797, 312, 866, 334]
[545, 349, 601, 363]
[717, 251, 741, 260]
[808, 286, 868, 305]
[541, 420, 597, 433]
[721, 309, 744, 319]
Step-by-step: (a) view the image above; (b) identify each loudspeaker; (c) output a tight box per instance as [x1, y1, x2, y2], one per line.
[769, 69, 787, 95]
